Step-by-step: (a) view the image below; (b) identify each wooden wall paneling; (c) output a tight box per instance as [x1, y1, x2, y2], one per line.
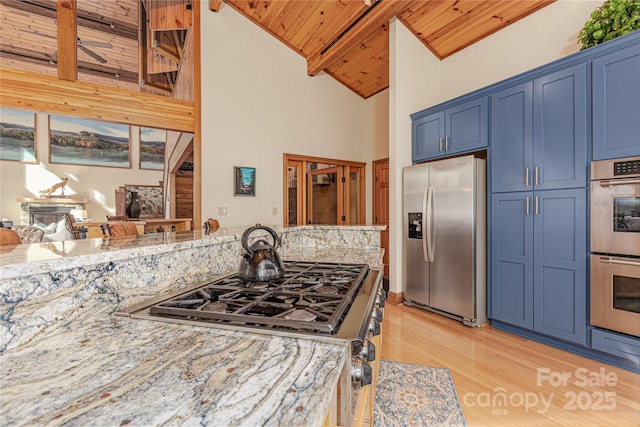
[148, 0, 193, 31]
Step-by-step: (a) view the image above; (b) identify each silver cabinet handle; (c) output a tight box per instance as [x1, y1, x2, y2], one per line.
[525, 168, 530, 186]
[439, 138, 443, 152]
[535, 195, 539, 215]
[526, 196, 530, 215]
[534, 166, 539, 186]
[445, 136, 449, 151]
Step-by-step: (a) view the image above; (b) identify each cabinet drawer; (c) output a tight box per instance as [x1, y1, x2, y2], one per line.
[591, 328, 640, 365]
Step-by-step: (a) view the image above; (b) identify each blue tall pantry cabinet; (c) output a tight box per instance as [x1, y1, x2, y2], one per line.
[489, 63, 588, 345]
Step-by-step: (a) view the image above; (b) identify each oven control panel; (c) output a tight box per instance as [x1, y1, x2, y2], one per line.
[613, 159, 640, 176]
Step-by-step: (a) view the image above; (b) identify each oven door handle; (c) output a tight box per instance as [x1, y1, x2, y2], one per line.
[598, 257, 640, 267]
[598, 178, 640, 187]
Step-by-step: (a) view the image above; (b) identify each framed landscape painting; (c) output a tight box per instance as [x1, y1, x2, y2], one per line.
[0, 107, 37, 162]
[49, 114, 130, 168]
[140, 127, 166, 170]
[234, 166, 256, 196]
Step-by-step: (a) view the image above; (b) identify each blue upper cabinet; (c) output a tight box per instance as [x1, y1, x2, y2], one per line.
[491, 64, 587, 192]
[412, 111, 445, 161]
[412, 97, 487, 162]
[490, 82, 533, 193]
[592, 42, 640, 160]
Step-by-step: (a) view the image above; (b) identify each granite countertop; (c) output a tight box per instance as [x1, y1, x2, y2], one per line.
[1, 225, 384, 426]
[1, 307, 347, 426]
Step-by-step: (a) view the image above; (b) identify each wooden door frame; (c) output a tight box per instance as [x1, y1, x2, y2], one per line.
[283, 153, 366, 226]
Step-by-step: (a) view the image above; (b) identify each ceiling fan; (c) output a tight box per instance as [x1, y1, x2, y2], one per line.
[20, 29, 112, 64]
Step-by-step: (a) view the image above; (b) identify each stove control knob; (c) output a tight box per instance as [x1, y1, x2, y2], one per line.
[371, 307, 383, 322]
[369, 319, 380, 336]
[360, 340, 375, 362]
[351, 359, 373, 386]
[376, 289, 387, 308]
[350, 339, 364, 357]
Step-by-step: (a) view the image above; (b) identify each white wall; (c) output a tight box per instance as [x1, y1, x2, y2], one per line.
[0, 113, 162, 224]
[200, 3, 387, 227]
[389, 18, 442, 295]
[388, 0, 600, 295]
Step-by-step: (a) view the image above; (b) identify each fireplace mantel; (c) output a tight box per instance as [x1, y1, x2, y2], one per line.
[17, 197, 90, 205]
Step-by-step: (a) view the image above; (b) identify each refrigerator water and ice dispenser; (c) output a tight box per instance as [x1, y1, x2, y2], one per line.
[408, 213, 422, 239]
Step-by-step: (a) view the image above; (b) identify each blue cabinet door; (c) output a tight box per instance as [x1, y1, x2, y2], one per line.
[446, 97, 488, 154]
[492, 65, 587, 193]
[491, 192, 534, 329]
[592, 42, 640, 160]
[412, 97, 488, 162]
[491, 83, 533, 193]
[412, 111, 445, 161]
[533, 64, 587, 190]
[533, 188, 587, 345]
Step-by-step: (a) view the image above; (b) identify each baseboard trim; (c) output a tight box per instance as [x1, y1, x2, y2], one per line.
[387, 291, 404, 305]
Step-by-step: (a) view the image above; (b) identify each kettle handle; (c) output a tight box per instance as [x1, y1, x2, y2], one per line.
[241, 224, 280, 253]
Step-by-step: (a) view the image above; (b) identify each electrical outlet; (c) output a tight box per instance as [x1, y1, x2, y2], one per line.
[218, 207, 228, 215]
[272, 207, 278, 215]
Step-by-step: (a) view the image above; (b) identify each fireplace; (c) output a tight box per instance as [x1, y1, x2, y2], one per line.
[17, 197, 89, 227]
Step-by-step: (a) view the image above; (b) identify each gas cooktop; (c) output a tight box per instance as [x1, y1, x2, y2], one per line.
[116, 261, 382, 343]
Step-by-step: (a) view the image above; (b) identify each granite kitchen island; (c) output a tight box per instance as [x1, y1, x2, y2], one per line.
[0, 225, 384, 426]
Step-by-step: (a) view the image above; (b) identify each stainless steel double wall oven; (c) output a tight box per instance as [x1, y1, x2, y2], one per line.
[590, 156, 640, 337]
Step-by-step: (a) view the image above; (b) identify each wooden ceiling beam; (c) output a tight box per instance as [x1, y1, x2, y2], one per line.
[56, 0, 77, 81]
[306, 0, 410, 76]
[209, 0, 223, 13]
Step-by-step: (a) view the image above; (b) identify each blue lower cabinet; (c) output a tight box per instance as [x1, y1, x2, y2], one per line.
[491, 189, 587, 345]
[592, 329, 640, 367]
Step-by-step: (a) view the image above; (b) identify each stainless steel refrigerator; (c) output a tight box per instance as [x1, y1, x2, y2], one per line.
[402, 155, 487, 327]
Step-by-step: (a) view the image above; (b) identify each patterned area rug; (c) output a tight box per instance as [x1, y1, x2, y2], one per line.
[374, 360, 467, 427]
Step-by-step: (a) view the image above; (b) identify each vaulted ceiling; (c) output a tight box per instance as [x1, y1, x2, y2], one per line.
[0, 0, 556, 99]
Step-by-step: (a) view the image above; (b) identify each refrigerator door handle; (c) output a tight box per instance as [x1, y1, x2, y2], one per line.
[425, 186, 435, 262]
[421, 186, 429, 262]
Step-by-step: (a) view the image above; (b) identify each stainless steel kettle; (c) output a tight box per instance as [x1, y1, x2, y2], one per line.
[238, 224, 285, 281]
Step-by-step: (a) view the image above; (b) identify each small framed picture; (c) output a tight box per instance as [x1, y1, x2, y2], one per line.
[234, 166, 256, 196]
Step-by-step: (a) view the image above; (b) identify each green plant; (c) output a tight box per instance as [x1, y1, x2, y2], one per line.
[578, 0, 640, 50]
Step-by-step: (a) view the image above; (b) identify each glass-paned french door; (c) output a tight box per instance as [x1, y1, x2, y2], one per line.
[284, 154, 365, 226]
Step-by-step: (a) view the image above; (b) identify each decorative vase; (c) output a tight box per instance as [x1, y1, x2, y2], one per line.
[126, 191, 141, 219]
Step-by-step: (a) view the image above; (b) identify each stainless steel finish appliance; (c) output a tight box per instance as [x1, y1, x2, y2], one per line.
[591, 255, 640, 337]
[402, 155, 487, 327]
[590, 156, 640, 257]
[589, 156, 640, 337]
[116, 260, 384, 425]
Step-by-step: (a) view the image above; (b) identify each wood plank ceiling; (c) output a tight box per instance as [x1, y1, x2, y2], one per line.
[226, 0, 556, 98]
[0, 0, 555, 100]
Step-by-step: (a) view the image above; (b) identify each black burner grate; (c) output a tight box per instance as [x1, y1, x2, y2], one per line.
[149, 261, 369, 334]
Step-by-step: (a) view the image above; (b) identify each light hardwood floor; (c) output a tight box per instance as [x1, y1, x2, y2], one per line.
[381, 303, 640, 426]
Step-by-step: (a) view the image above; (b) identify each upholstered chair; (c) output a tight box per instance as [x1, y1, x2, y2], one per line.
[0, 228, 22, 246]
[12, 225, 45, 243]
